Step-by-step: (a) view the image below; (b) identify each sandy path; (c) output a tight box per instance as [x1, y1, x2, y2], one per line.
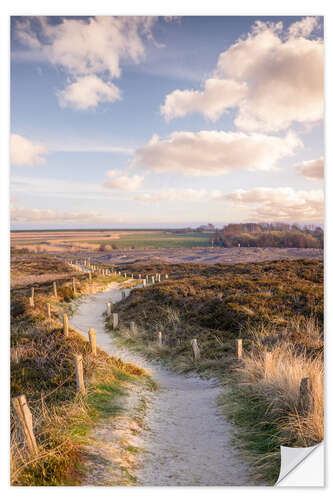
[69, 284, 252, 486]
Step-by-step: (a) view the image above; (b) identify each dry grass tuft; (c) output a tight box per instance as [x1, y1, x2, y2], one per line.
[239, 342, 323, 446]
[220, 322, 323, 483]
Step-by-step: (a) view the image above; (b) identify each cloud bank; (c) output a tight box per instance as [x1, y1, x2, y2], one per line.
[295, 157, 324, 180]
[161, 78, 247, 122]
[11, 134, 48, 165]
[220, 186, 323, 221]
[58, 75, 121, 110]
[133, 130, 301, 176]
[104, 170, 144, 191]
[11, 204, 124, 224]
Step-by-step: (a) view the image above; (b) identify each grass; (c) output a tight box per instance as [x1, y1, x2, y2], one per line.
[11, 254, 72, 279]
[107, 259, 323, 367]
[220, 324, 323, 484]
[219, 383, 282, 484]
[10, 255, 150, 486]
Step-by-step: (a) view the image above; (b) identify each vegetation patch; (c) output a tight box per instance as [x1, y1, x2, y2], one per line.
[10, 255, 149, 486]
[211, 223, 323, 248]
[106, 258, 323, 482]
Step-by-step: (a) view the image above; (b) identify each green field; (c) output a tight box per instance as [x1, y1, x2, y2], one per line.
[79, 232, 212, 248]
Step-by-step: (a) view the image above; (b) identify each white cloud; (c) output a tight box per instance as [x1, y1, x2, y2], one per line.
[217, 17, 324, 132]
[220, 186, 323, 222]
[288, 16, 320, 38]
[14, 16, 157, 109]
[134, 188, 208, 202]
[295, 156, 324, 180]
[104, 170, 144, 191]
[161, 78, 247, 121]
[11, 134, 48, 165]
[11, 204, 124, 224]
[133, 130, 301, 176]
[161, 17, 323, 132]
[58, 75, 121, 110]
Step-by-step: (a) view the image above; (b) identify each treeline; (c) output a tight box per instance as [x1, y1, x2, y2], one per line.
[210, 223, 323, 248]
[170, 223, 216, 234]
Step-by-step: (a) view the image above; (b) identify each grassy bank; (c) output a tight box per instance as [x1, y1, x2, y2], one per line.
[10, 255, 151, 486]
[105, 259, 324, 484]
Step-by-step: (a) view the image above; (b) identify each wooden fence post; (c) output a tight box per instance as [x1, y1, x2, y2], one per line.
[53, 281, 57, 299]
[29, 296, 34, 308]
[299, 377, 314, 414]
[142, 279, 146, 287]
[158, 331, 163, 345]
[113, 313, 119, 330]
[130, 321, 136, 336]
[31, 287, 34, 299]
[106, 302, 112, 317]
[72, 278, 77, 294]
[236, 339, 243, 359]
[12, 395, 38, 456]
[63, 313, 69, 338]
[88, 271, 92, 281]
[88, 328, 97, 356]
[191, 339, 200, 361]
[151, 276, 155, 284]
[73, 354, 86, 394]
[47, 303, 51, 319]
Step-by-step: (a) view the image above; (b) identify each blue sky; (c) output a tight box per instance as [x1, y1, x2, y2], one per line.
[10, 16, 324, 229]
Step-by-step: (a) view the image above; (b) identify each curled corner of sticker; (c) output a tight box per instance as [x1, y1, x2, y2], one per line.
[275, 441, 324, 487]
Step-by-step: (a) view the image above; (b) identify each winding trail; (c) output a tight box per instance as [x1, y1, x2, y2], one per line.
[69, 283, 252, 486]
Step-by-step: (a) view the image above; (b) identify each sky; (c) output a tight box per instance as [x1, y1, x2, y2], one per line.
[10, 15, 324, 229]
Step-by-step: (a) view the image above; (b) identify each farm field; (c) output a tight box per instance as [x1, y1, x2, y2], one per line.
[11, 229, 212, 252]
[11, 230, 324, 264]
[78, 232, 211, 248]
